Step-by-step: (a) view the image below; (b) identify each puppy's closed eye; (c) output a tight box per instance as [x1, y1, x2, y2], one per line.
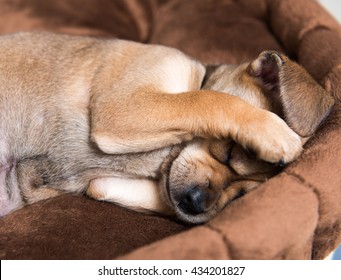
[208, 139, 233, 165]
[207, 139, 276, 178]
[228, 143, 276, 176]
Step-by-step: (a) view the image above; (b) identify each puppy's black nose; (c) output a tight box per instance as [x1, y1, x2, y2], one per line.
[178, 187, 205, 215]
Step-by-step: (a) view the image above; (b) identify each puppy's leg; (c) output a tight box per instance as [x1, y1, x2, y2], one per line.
[91, 89, 302, 164]
[0, 167, 24, 216]
[87, 177, 173, 215]
[15, 162, 65, 204]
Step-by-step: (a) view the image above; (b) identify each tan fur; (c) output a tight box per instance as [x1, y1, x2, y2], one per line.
[0, 33, 334, 223]
[87, 177, 173, 214]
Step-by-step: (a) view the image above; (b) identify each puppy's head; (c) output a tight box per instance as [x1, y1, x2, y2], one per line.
[161, 51, 334, 224]
[160, 138, 278, 224]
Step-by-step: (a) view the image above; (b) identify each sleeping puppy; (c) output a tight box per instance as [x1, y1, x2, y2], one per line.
[160, 51, 335, 223]
[89, 51, 334, 223]
[0, 32, 334, 223]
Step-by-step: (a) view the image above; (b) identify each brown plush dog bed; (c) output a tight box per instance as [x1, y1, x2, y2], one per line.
[0, 0, 340, 260]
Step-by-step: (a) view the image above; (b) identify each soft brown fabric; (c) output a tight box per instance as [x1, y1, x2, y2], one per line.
[0, 0, 340, 260]
[0, 0, 157, 40]
[0, 194, 188, 259]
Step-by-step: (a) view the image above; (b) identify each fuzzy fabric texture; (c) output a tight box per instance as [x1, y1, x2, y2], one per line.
[0, 0, 340, 260]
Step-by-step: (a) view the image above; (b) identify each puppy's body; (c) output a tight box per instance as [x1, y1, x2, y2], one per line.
[0, 32, 334, 223]
[0, 32, 182, 215]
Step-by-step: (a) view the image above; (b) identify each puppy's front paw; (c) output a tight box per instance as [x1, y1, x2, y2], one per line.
[237, 110, 303, 164]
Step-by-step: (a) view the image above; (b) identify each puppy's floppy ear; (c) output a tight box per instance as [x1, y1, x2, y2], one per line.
[247, 51, 335, 137]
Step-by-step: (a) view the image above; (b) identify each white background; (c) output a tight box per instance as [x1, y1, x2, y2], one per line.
[319, 0, 341, 22]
